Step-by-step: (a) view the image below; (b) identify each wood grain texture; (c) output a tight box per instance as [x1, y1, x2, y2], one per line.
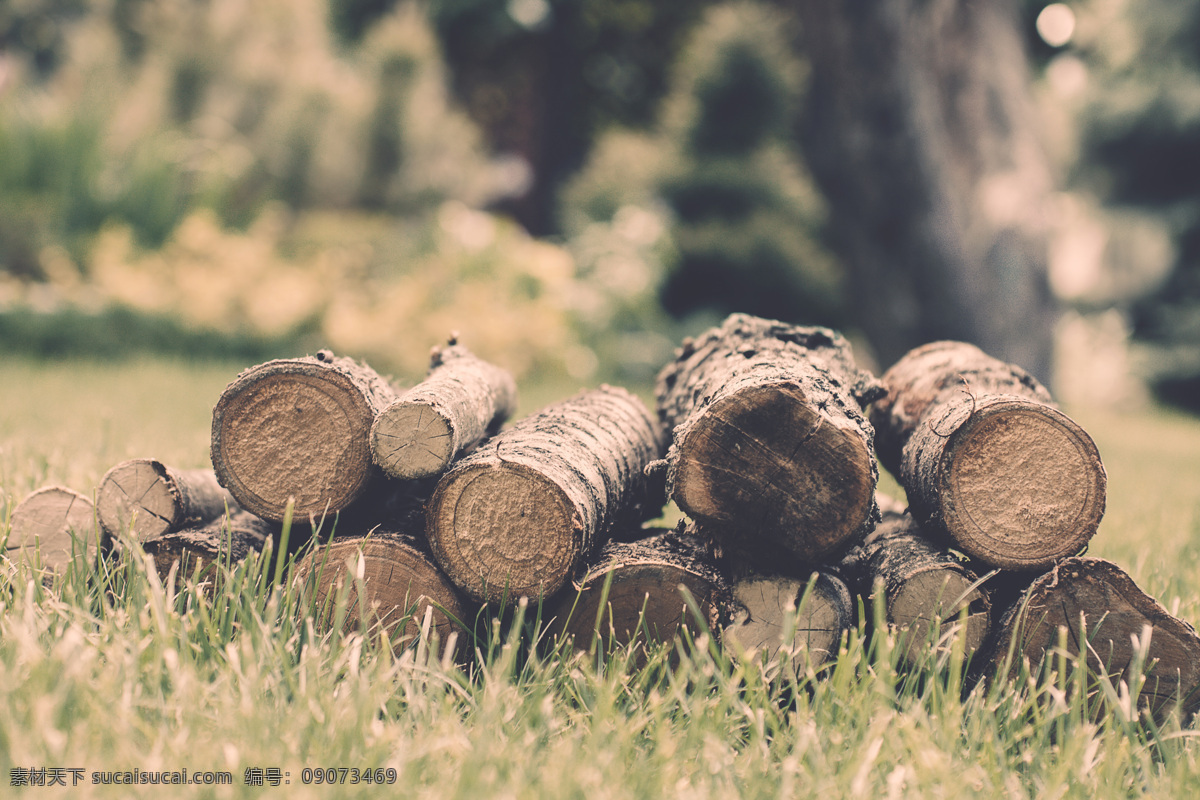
[7, 486, 97, 574]
[98, 459, 236, 543]
[210, 352, 398, 522]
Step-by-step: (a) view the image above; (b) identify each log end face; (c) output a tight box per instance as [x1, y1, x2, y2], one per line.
[673, 383, 875, 562]
[938, 401, 1106, 569]
[723, 574, 851, 672]
[295, 536, 468, 660]
[212, 367, 376, 521]
[890, 569, 990, 665]
[97, 459, 177, 541]
[554, 564, 719, 649]
[8, 487, 97, 572]
[371, 402, 456, 480]
[428, 463, 579, 603]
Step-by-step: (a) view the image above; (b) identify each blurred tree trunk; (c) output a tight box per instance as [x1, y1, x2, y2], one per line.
[788, 0, 1059, 382]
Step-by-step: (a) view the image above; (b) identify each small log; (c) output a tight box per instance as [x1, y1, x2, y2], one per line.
[427, 385, 665, 603]
[97, 459, 237, 543]
[293, 530, 469, 660]
[371, 342, 517, 480]
[655, 313, 884, 565]
[7, 486, 98, 574]
[141, 509, 276, 588]
[870, 341, 1106, 570]
[549, 529, 729, 651]
[210, 351, 399, 522]
[852, 498, 991, 666]
[991, 557, 1200, 717]
[722, 570, 855, 674]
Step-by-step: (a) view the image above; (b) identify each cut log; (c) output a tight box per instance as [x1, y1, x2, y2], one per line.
[141, 509, 276, 589]
[722, 570, 854, 675]
[991, 557, 1200, 718]
[851, 498, 991, 666]
[293, 530, 469, 660]
[549, 529, 729, 652]
[371, 342, 517, 480]
[7, 486, 97, 574]
[427, 385, 665, 604]
[210, 351, 399, 522]
[655, 313, 885, 565]
[97, 459, 237, 544]
[870, 341, 1107, 570]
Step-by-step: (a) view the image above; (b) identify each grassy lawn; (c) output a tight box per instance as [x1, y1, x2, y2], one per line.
[2, 357, 1200, 798]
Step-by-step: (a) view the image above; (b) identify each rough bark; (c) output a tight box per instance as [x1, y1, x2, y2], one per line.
[97, 459, 237, 544]
[722, 569, 854, 675]
[293, 530, 470, 661]
[991, 557, 1200, 718]
[655, 313, 884, 566]
[7, 486, 97, 574]
[549, 528, 729, 652]
[791, 0, 1059, 383]
[371, 342, 517, 480]
[427, 385, 665, 604]
[210, 350, 399, 522]
[870, 341, 1107, 570]
[851, 498, 991, 667]
[140, 509, 276, 589]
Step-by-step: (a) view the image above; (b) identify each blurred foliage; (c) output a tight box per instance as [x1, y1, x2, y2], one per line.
[0, 0, 587, 380]
[1030, 0, 1200, 411]
[560, 2, 841, 340]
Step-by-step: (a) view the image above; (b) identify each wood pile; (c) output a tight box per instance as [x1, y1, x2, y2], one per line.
[6, 314, 1199, 715]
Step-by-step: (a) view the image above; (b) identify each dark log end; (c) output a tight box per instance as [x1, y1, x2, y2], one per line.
[672, 382, 875, 562]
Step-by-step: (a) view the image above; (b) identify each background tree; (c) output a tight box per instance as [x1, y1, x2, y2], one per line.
[788, 0, 1060, 382]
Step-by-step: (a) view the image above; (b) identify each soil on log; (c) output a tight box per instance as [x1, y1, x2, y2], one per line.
[210, 351, 398, 523]
[722, 569, 854, 674]
[293, 530, 470, 660]
[141, 509, 276, 589]
[655, 313, 884, 565]
[991, 557, 1200, 718]
[870, 340, 1106, 570]
[7, 486, 98, 574]
[371, 342, 517, 480]
[97, 459, 237, 544]
[427, 385, 665, 604]
[849, 497, 991, 667]
[549, 529, 729, 652]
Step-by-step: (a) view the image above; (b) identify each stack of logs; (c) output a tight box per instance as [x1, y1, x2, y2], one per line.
[8, 314, 1200, 716]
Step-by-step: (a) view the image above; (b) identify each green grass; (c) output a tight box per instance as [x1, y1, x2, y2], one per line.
[2, 358, 1200, 798]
